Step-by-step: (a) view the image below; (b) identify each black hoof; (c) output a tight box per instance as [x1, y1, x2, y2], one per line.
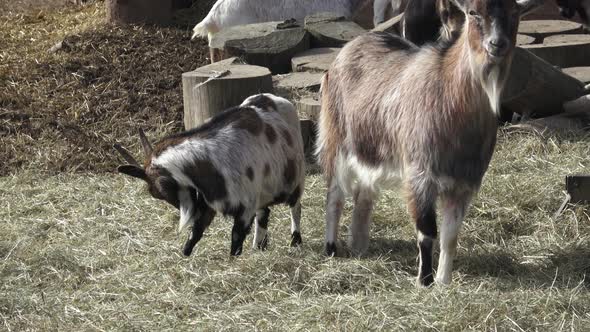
[182, 245, 194, 257]
[230, 245, 243, 256]
[257, 234, 269, 250]
[418, 274, 435, 287]
[325, 242, 337, 257]
[290, 231, 302, 247]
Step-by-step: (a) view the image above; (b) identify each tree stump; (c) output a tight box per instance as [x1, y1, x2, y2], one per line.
[304, 12, 367, 47]
[182, 62, 273, 130]
[518, 20, 583, 42]
[522, 34, 590, 68]
[296, 97, 321, 121]
[209, 21, 310, 74]
[563, 67, 590, 84]
[106, 0, 172, 26]
[291, 47, 341, 72]
[502, 47, 586, 117]
[516, 34, 536, 46]
[372, 13, 404, 35]
[273, 72, 323, 100]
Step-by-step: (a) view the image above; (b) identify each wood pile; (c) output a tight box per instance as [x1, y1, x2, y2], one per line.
[184, 13, 590, 154]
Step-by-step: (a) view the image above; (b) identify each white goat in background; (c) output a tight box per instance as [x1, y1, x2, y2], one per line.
[192, 0, 395, 43]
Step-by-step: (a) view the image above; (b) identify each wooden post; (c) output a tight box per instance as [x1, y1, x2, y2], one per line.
[182, 61, 273, 130]
[106, 0, 172, 26]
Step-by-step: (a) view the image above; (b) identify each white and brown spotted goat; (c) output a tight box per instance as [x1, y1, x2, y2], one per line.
[115, 94, 305, 257]
[316, 0, 541, 286]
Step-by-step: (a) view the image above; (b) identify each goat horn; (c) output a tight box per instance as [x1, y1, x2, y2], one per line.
[138, 128, 153, 156]
[113, 143, 140, 166]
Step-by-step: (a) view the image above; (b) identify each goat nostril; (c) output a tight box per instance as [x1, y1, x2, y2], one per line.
[490, 39, 505, 48]
[489, 39, 508, 54]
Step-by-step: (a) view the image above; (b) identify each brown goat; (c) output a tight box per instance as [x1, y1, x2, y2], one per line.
[316, 0, 542, 286]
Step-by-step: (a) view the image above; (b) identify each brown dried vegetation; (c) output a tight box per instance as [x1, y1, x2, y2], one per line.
[0, 1, 210, 175]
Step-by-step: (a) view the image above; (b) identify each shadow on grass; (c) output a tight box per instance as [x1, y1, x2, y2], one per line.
[334, 236, 590, 289]
[458, 246, 590, 289]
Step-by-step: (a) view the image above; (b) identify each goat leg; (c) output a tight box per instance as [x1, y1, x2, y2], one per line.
[182, 205, 215, 256]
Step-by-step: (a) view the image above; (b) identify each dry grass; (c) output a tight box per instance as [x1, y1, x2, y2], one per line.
[0, 1, 210, 175]
[2, 129, 590, 330]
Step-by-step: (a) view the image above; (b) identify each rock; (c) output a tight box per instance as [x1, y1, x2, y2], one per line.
[304, 12, 367, 47]
[563, 67, 590, 84]
[564, 94, 590, 112]
[518, 20, 583, 42]
[372, 13, 404, 35]
[291, 47, 341, 72]
[209, 21, 310, 74]
[522, 34, 590, 68]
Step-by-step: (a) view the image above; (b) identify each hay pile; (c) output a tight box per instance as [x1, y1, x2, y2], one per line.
[0, 1, 210, 175]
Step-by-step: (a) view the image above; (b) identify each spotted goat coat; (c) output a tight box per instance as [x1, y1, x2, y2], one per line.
[116, 94, 305, 257]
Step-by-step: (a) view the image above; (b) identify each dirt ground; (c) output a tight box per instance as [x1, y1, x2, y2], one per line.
[0, 0, 211, 175]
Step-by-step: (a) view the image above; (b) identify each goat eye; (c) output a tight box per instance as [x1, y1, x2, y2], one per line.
[469, 10, 481, 18]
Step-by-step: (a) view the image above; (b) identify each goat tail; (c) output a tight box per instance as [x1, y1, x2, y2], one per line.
[315, 72, 343, 182]
[191, 20, 210, 40]
[191, 0, 224, 40]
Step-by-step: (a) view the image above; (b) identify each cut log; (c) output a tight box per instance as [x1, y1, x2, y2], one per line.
[291, 47, 341, 72]
[106, 0, 172, 26]
[516, 34, 536, 46]
[509, 110, 590, 133]
[274, 72, 323, 91]
[566, 175, 590, 203]
[296, 96, 321, 121]
[523, 34, 590, 68]
[372, 13, 404, 35]
[518, 20, 583, 42]
[563, 67, 590, 84]
[273, 72, 323, 100]
[182, 62, 273, 130]
[502, 47, 586, 117]
[304, 12, 367, 47]
[209, 21, 310, 74]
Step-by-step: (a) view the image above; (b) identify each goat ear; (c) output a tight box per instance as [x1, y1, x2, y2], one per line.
[138, 128, 153, 156]
[517, 0, 544, 17]
[117, 165, 147, 180]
